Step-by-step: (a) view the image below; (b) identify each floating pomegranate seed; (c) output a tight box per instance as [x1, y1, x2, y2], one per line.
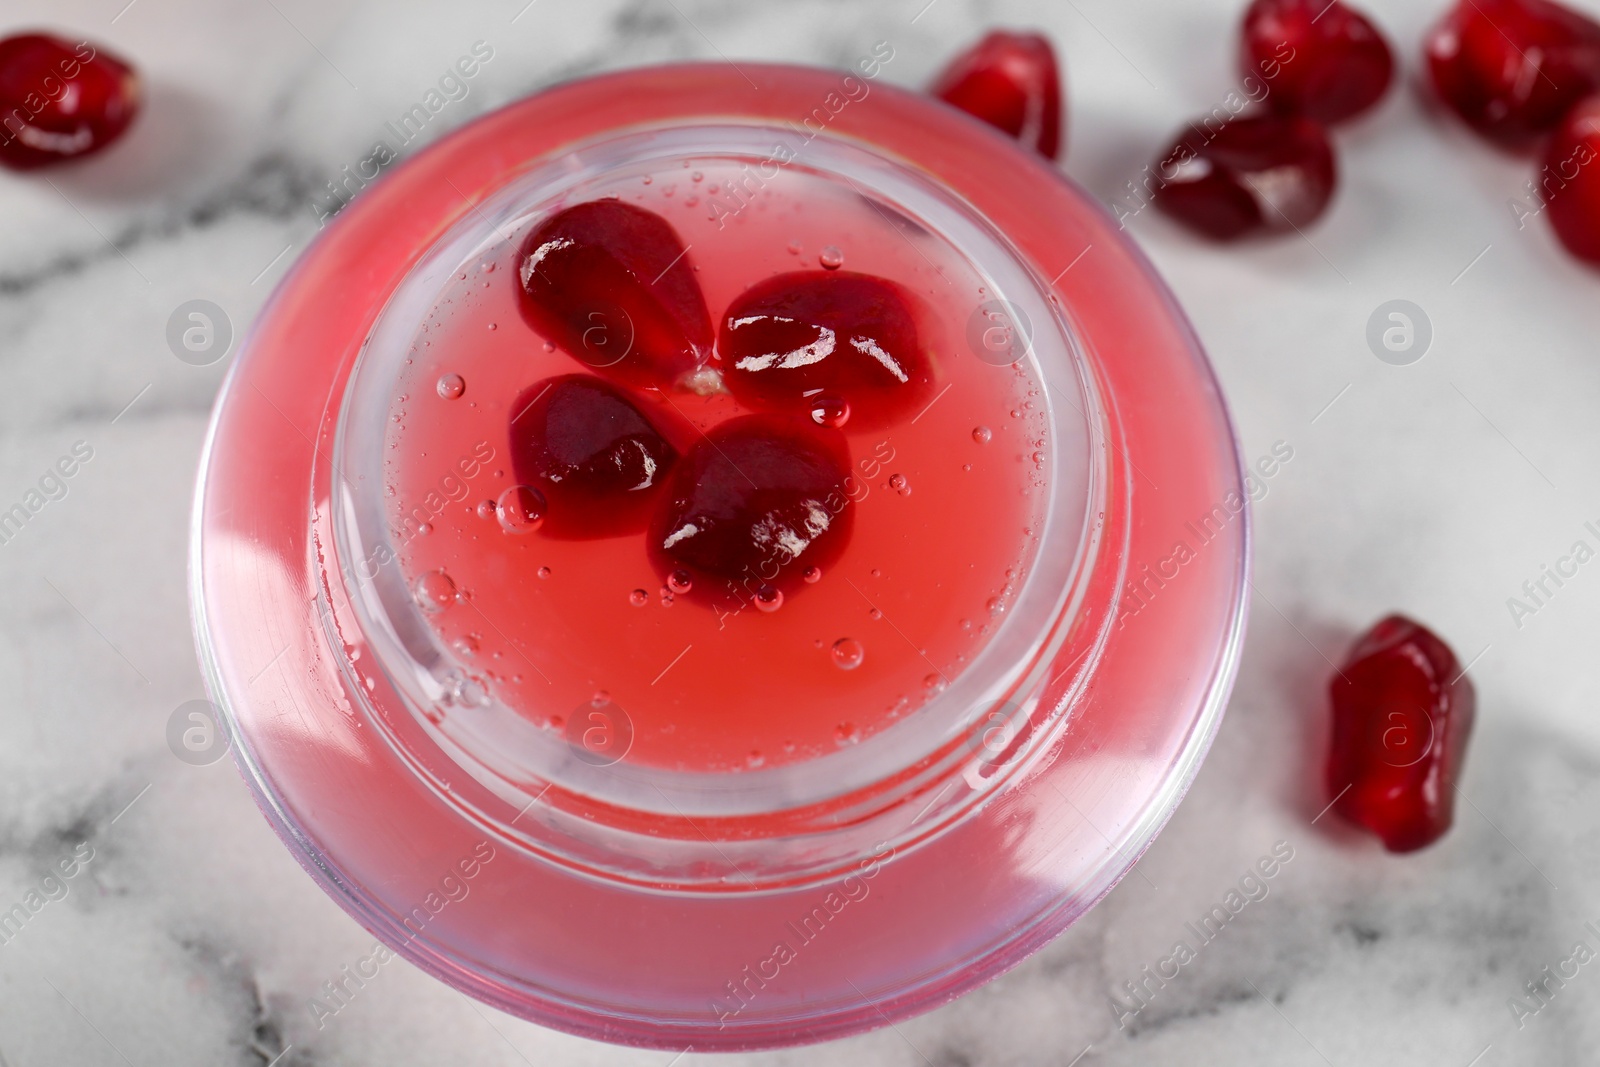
[1240, 0, 1394, 124]
[649, 415, 853, 599]
[1326, 615, 1476, 853]
[0, 34, 140, 170]
[1151, 114, 1337, 240]
[1544, 95, 1600, 264]
[929, 30, 1064, 159]
[1425, 0, 1600, 150]
[719, 271, 932, 429]
[516, 201, 713, 389]
[508, 375, 679, 539]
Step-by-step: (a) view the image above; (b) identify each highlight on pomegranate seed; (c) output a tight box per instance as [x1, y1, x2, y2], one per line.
[648, 414, 854, 601]
[718, 270, 934, 429]
[1151, 113, 1337, 240]
[507, 375, 681, 539]
[1424, 0, 1600, 150]
[929, 29, 1064, 159]
[1540, 93, 1600, 265]
[515, 199, 714, 390]
[1240, 0, 1394, 125]
[0, 33, 141, 170]
[1326, 615, 1477, 853]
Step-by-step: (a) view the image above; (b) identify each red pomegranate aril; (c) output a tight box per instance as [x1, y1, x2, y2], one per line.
[1541, 93, 1600, 263]
[1327, 615, 1476, 853]
[929, 30, 1063, 159]
[1425, 0, 1600, 150]
[649, 415, 853, 601]
[516, 200, 713, 390]
[719, 271, 932, 429]
[508, 375, 679, 539]
[0, 34, 140, 170]
[1151, 114, 1337, 240]
[1241, 0, 1394, 125]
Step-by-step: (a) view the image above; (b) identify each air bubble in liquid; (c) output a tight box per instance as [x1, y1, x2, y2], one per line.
[496, 486, 546, 534]
[831, 638, 864, 670]
[415, 570, 457, 613]
[809, 393, 850, 428]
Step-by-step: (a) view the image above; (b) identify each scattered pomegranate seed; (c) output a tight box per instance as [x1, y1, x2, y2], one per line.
[1151, 114, 1337, 240]
[929, 30, 1064, 159]
[649, 415, 853, 599]
[508, 375, 679, 539]
[516, 201, 713, 390]
[1542, 93, 1600, 263]
[1326, 615, 1476, 853]
[0, 33, 140, 170]
[1240, 0, 1394, 125]
[719, 271, 932, 429]
[1425, 0, 1600, 150]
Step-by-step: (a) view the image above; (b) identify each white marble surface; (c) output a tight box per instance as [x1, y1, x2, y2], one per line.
[3, 0, 1600, 1063]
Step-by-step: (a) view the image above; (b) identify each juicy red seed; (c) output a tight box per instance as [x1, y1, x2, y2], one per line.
[719, 271, 932, 429]
[1327, 615, 1477, 853]
[930, 30, 1064, 159]
[0, 34, 140, 171]
[1240, 0, 1394, 125]
[649, 415, 853, 598]
[516, 200, 712, 390]
[508, 375, 679, 539]
[1543, 95, 1600, 264]
[1425, 0, 1600, 150]
[1151, 114, 1337, 240]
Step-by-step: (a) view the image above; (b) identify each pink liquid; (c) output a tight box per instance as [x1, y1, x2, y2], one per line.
[195, 64, 1248, 1049]
[384, 160, 1047, 772]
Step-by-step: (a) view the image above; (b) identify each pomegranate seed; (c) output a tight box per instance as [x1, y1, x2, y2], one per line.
[1425, 0, 1600, 150]
[508, 375, 679, 539]
[1151, 114, 1337, 240]
[1240, 0, 1394, 125]
[649, 415, 853, 599]
[719, 271, 932, 429]
[1326, 615, 1476, 853]
[929, 30, 1064, 159]
[0, 34, 140, 170]
[516, 200, 713, 389]
[1543, 94, 1600, 263]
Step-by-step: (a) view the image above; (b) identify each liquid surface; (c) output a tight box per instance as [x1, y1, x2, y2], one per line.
[384, 156, 1049, 772]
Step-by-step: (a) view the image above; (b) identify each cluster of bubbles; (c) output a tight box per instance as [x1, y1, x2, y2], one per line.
[439, 374, 547, 536]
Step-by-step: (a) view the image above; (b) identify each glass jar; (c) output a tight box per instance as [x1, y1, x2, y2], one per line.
[190, 62, 1248, 1050]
